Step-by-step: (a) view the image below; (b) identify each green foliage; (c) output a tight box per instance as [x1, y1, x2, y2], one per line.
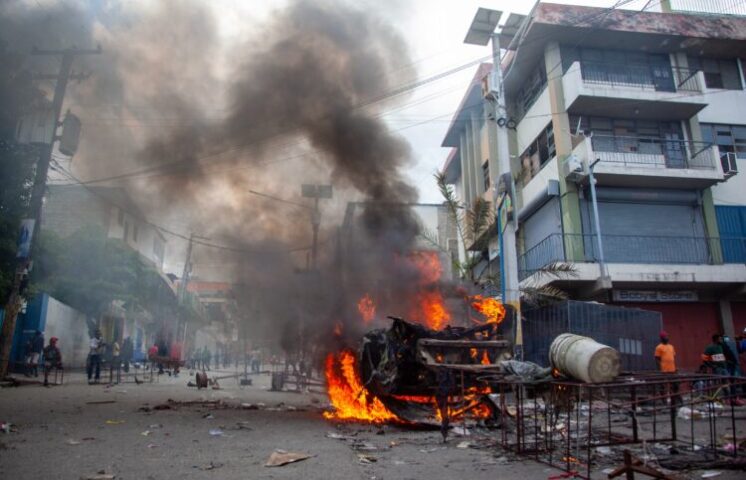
[32, 225, 179, 318]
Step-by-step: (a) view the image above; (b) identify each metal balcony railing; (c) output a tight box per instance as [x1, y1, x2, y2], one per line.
[590, 135, 717, 170]
[580, 61, 701, 92]
[518, 233, 746, 280]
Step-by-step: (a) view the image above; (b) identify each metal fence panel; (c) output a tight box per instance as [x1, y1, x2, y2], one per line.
[523, 300, 662, 371]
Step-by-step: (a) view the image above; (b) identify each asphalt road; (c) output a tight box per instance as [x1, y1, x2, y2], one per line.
[0, 369, 742, 479]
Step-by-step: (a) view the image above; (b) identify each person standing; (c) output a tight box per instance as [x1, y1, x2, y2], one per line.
[703, 334, 728, 375]
[42, 337, 63, 387]
[111, 339, 121, 384]
[202, 346, 211, 371]
[87, 331, 104, 384]
[655, 331, 679, 404]
[655, 331, 676, 373]
[121, 337, 133, 373]
[29, 330, 44, 377]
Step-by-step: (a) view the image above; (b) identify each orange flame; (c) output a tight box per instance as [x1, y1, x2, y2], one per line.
[323, 350, 399, 423]
[470, 295, 506, 325]
[412, 290, 450, 330]
[357, 294, 376, 325]
[481, 350, 491, 365]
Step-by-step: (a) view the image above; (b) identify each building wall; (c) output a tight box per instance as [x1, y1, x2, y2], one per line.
[42, 186, 110, 238]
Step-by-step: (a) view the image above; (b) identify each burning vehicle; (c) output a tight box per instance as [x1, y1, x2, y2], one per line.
[324, 291, 513, 434]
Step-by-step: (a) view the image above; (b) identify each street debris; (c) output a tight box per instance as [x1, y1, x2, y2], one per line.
[358, 454, 377, 464]
[85, 400, 116, 405]
[701, 472, 722, 478]
[264, 450, 313, 467]
[208, 429, 225, 436]
[140, 431, 151, 436]
[193, 462, 223, 471]
[104, 420, 125, 425]
[66, 439, 82, 445]
[80, 471, 115, 480]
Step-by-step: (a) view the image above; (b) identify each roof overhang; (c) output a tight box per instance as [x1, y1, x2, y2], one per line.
[503, 3, 746, 96]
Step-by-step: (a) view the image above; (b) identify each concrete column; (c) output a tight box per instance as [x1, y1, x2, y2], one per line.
[719, 299, 736, 338]
[460, 131, 473, 206]
[544, 41, 584, 261]
[701, 188, 723, 264]
[471, 109, 485, 197]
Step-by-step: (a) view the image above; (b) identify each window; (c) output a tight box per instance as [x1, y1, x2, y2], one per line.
[513, 62, 547, 120]
[700, 123, 746, 160]
[133, 225, 139, 242]
[482, 161, 490, 191]
[117, 209, 124, 226]
[687, 56, 742, 90]
[519, 122, 556, 177]
[562, 46, 675, 91]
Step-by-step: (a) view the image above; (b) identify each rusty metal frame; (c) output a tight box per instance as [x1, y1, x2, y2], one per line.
[481, 373, 746, 479]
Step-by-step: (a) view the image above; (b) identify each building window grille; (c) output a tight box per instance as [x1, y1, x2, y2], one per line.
[687, 56, 742, 90]
[700, 123, 746, 160]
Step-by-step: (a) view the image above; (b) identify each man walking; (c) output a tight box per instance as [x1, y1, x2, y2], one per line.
[702, 334, 728, 375]
[87, 331, 104, 384]
[42, 337, 63, 386]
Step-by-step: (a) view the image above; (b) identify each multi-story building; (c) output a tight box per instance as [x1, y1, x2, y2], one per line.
[42, 184, 167, 270]
[442, 1, 746, 369]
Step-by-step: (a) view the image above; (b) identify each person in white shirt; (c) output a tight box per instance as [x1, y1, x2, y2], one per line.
[87, 331, 104, 384]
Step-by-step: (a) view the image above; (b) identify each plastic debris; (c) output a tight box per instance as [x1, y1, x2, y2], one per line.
[701, 472, 722, 478]
[264, 450, 313, 467]
[208, 429, 224, 436]
[66, 439, 82, 445]
[105, 420, 125, 425]
[456, 441, 473, 449]
[140, 431, 151, 436]
[358, 454, 377, 464]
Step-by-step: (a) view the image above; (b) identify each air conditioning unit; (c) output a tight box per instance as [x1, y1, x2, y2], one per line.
[562, 154, 588, 183]
[721, 152, 738, 178]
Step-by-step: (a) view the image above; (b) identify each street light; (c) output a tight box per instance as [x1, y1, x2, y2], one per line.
[588, 159, 610, 281]
[465, 8, 526, 359]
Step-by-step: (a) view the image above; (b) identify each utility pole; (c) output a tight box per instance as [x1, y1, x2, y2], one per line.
[177, 233, 209, 351]
[0, 46, 100, 379]
[465, 9, 523, 358]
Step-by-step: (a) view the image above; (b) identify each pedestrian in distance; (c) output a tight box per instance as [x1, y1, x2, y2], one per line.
[121, 337, 133, 373]
[28, 330, 44, 377]
[702, 333, 728, 375]
[23, 338, 33, 377]
[87, 331, 105, 384]
[111, 339, 121, 384]
[42, 337, 63, 387]
[654, 331, 679, 404]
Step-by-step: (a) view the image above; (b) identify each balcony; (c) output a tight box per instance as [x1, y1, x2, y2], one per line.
[519, 233, 746, 281]
[562, 61, 707, 120]
[571, 135, 724, 188]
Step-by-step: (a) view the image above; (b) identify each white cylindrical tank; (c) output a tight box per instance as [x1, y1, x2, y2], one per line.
[549, 334, 620, 383]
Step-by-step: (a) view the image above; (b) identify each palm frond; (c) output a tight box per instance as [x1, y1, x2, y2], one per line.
[417, 227, 445, 252]
[521, 285, 570, 307]
[531, 261, 577, 281]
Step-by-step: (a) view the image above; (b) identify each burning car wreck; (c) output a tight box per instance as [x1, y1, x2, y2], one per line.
[324, 295, 517, 438]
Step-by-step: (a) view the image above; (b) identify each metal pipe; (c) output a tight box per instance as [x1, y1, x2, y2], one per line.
[588, 159, 609, 278]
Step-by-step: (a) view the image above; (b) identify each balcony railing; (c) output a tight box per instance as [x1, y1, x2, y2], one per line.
[580, 61, 701, 92]
[519, 233, 746, 280]
[590, 135, 717, 170]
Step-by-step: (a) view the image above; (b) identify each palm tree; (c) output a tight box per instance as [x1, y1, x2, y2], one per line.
[432, 171, 575, 307]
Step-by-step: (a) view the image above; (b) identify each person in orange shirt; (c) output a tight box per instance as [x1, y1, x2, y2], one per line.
[655, 331, 679, 405]
[655, 331, 676, 373]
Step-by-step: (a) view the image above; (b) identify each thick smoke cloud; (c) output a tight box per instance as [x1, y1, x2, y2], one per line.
[1, 0, 434, 355]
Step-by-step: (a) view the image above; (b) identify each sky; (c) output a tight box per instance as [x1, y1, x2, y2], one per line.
[159, 0, 666, 204]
